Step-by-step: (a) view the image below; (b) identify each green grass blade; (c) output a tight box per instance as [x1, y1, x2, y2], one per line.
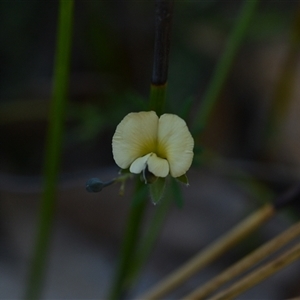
[24, 1, 74, 299]
[193, 0, 259, 135]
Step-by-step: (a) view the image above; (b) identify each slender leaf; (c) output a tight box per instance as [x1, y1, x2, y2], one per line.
[25, 1, 74, 299]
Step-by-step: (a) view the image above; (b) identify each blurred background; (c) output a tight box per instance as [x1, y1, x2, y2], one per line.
[1, 0, 300, 299]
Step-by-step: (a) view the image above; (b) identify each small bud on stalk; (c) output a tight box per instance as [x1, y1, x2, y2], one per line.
[85, 178, 115, 193]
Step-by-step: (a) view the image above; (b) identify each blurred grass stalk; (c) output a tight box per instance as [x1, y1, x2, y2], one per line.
[266, 2, 300, 147]
[192, 0, 259, 135]
[24, 1, 74, 299]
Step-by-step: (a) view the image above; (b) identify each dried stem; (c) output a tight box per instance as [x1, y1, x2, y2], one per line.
[139, 204, 275, 299]
[183, 220, 300, 299]
[209, 242, 300, 300]
[151, 0, 174, 86]
[149, 0, 174, 116]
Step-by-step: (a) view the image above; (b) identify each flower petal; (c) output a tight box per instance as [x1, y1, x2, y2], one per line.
[130, 153, 152, 174]
[157, 114, 194, 177]
[112, 111, 158, 169]
[147, 153, 169, 178]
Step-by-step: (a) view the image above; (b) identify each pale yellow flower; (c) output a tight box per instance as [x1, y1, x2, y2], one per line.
[112, 111, 194, 179]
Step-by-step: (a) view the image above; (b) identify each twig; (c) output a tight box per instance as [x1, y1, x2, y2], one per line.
[209, 242, 300, 300]
[139, 204, 275, 300]
[140, 184, 300, 300]
[149, 0, 174, 116]
[183, 220, 300, 299]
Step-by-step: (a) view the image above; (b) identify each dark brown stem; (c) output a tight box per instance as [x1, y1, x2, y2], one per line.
[151, 0, 174, 85]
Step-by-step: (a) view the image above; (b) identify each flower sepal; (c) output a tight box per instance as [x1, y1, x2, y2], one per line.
[176, 173, 189, 186]
[119, 168, 131, 175]
[149, 177, 166, 205]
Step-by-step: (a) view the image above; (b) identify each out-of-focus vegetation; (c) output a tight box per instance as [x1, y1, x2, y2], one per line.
[1, 1, 298, 176]
[1, 1, 300, 299]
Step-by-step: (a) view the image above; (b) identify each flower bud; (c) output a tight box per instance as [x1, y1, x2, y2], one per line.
[86, 178, 105, 193]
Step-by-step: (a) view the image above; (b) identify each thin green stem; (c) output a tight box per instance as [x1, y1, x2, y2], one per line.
[192, 0, 259, 135]
[124, 0, 174, 287]
[24, 1, 74, 299]
[149, 83, 167, 116]
[109, 1, 174, 298]
[126, 183, 173, 286]
[109, 180, 148, 300]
